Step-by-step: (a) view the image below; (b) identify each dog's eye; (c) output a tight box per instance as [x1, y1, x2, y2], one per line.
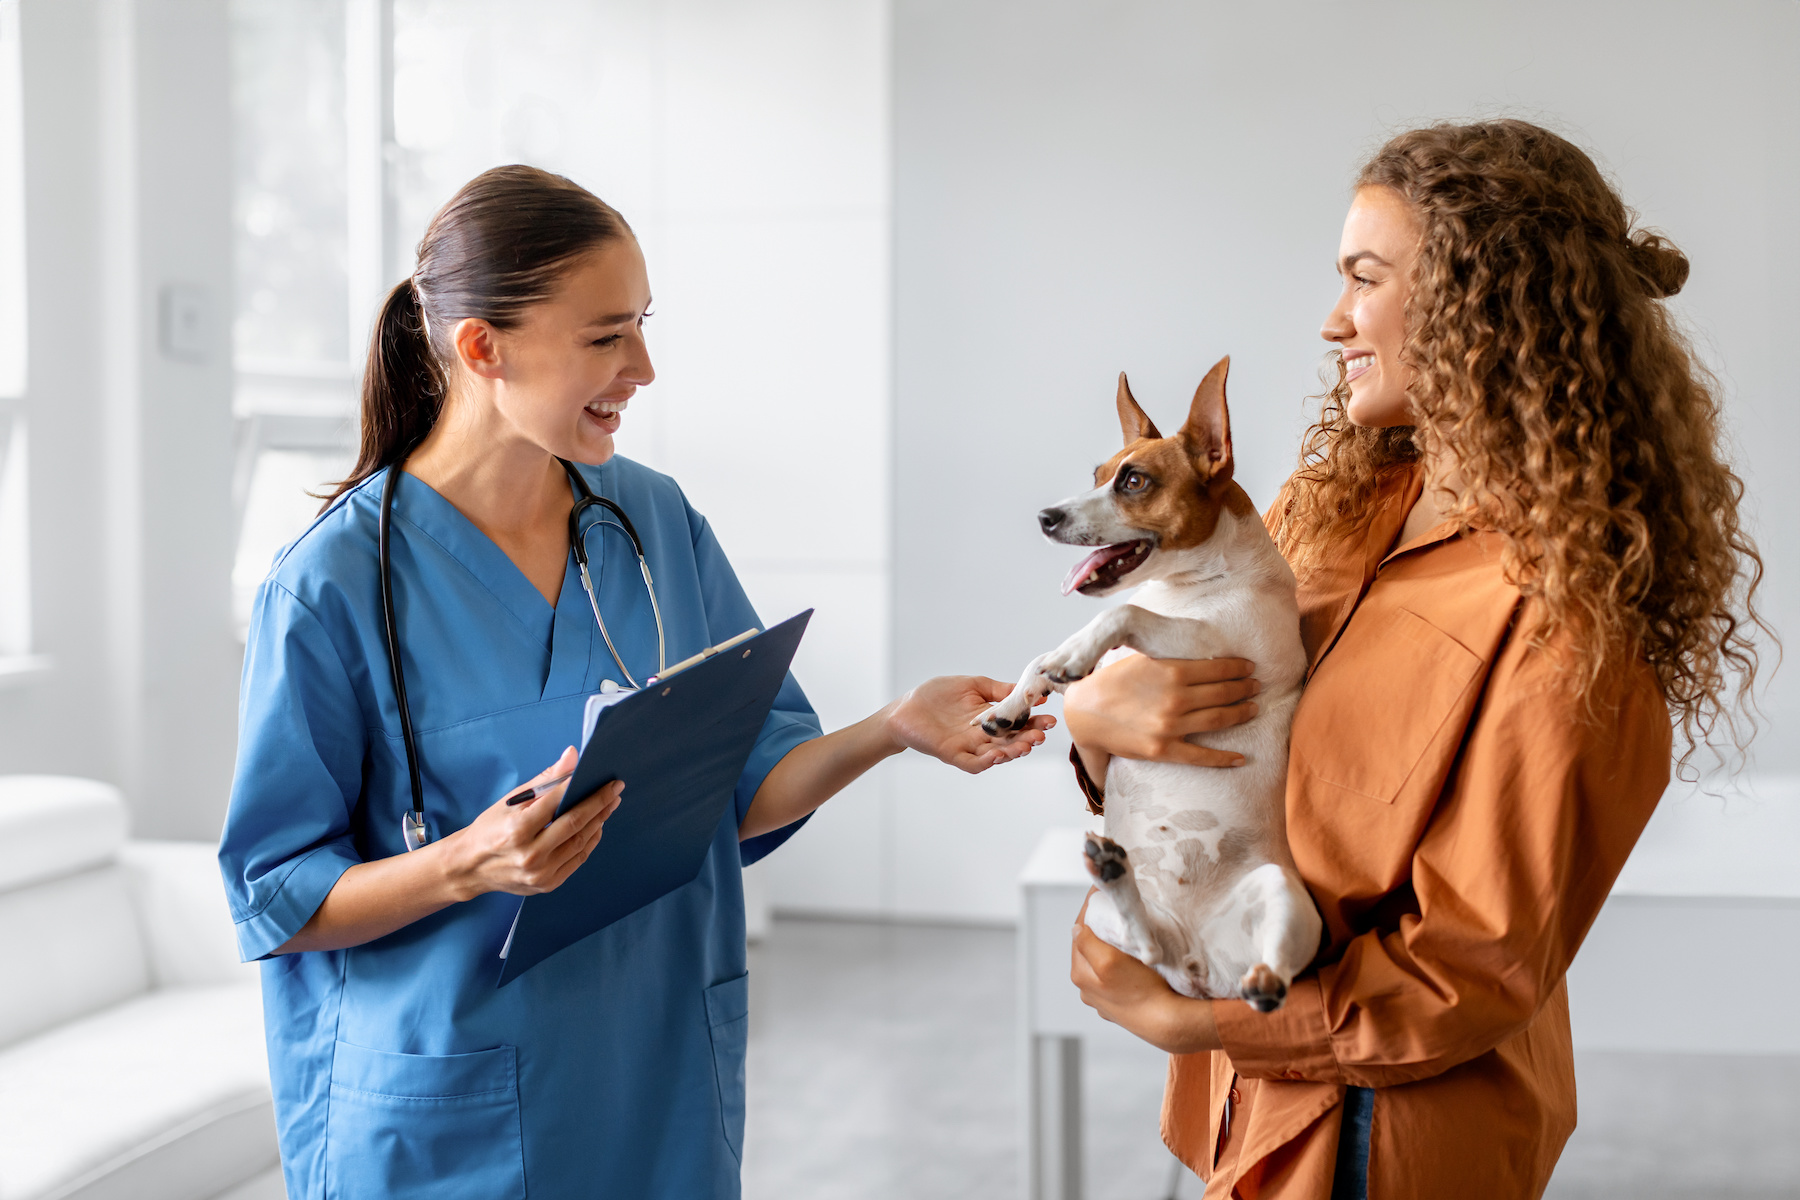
[1119, 470, 1149, 493]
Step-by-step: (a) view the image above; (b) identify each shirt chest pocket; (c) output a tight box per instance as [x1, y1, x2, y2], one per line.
[325, 1040, 525, 1200]
[1294, 606, 1484, 804]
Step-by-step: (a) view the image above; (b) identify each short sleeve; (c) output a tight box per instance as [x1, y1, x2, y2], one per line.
[686, 508, 823, 866]
[217, 581, 368, 960]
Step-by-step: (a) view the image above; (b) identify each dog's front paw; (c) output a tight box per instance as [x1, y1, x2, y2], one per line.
[978, 698, 1034, 736]
[1238, 963, 1288, 1013]
[1083, 834, 1130, 884]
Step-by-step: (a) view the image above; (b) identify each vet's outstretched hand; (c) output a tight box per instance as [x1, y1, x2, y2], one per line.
[886, 675, 1055, 773]
[738, 676, 1056, 840]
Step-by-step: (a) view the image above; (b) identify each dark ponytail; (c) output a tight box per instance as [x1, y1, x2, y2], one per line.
[320, 165, 632, 508]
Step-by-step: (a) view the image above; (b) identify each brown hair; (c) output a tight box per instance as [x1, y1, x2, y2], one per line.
[1273, 119, 1767, 766]
[321, 165, 632, 505]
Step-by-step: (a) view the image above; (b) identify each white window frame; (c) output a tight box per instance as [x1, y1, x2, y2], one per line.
[0, 0, 46, 687]
[0, 397, 47, 685]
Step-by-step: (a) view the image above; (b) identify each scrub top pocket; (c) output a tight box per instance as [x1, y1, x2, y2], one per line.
[703, 973, 750, 1162]
[325, 1040, 525, 1200]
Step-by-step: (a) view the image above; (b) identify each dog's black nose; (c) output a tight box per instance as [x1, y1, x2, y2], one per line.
[1038, 507, 1066, 534]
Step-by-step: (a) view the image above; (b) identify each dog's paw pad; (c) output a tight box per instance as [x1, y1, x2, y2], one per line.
[1083, 834, 1129, 884]
[979, 705, 1029, 735]
[1238, 964, 1287, 1013]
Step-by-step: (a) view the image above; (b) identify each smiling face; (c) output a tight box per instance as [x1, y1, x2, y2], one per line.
[1321, 186, 1421, 428]
[449, 237, 655, 465]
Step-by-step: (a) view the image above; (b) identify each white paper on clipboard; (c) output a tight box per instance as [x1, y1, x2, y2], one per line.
[581, 683, 638, 750]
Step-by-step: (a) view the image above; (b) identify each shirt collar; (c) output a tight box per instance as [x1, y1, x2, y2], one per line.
[1295, 462, 1426, 675]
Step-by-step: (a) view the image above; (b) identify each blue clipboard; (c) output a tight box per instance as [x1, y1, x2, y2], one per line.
[495, 609, 812, 986]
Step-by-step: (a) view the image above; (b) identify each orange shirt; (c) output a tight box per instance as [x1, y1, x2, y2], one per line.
[1162, 464, 1672, 1199]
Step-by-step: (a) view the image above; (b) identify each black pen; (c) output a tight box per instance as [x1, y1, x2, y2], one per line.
[504, 768, 574, 806]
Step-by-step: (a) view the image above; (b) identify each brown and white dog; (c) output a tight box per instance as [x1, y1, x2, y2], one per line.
[979, 358, 1320, 1010]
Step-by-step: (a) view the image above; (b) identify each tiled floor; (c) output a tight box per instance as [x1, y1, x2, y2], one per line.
[742, 917, 1800, 1200]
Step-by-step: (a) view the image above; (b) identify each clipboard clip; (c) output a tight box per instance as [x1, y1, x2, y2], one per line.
[646, 627, 760, 686]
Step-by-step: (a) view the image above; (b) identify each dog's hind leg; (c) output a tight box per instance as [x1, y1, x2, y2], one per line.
[1082, 834, 1165, 966]
[1236, 863, 1323, 1013]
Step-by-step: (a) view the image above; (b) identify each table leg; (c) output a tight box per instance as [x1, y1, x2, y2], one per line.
[1025, 1033, 1083, 1200]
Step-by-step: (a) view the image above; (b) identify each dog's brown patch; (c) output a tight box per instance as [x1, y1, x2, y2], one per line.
[1097, 358, 1241, 551]
[1222, 480, 1257, 519]
[1137, 825, 1256, 897]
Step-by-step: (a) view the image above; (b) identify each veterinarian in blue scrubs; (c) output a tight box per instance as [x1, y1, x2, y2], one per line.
[218, 166, 1053, 1200]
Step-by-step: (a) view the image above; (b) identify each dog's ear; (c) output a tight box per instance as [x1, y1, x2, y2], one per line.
[1116, 373, 1162, 444]
[1179, 357, 1233, 477]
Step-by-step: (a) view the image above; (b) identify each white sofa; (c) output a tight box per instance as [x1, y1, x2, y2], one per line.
[0, 776, 284, 1200]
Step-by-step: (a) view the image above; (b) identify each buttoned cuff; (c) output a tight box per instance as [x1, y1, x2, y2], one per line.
[1212, 976, 1341, 1083]
[1068, 745, 1105, 816]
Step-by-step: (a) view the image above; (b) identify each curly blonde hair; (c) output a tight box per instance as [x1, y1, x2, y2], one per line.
[1273, 120, 1766, 765]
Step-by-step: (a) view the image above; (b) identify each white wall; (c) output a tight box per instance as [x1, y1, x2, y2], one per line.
[634, 1, 894, 919]
[0, 0, 239, 840]
[890, 0, 1800, 920]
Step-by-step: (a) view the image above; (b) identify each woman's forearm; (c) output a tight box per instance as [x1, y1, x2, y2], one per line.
[739, 707, 904, 840]
[1061, 656, 1260, 772]
[740, 674, 1053, 841]
[273, 842, 476, 954]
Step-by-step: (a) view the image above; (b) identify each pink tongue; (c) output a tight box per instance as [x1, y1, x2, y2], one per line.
[1062, 545, 1126, 595]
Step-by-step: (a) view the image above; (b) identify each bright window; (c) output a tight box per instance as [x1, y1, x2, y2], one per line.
[228, 0, 361, 634]
[232, 0, 351, 368]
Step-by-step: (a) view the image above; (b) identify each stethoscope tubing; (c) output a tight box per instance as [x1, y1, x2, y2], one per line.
[379, 463, 427, 825]
[567, 487, 668, 691]
[377, 457, 666, 847]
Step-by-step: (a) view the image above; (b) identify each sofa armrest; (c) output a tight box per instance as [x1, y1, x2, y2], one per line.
[117, 841, 257, 988]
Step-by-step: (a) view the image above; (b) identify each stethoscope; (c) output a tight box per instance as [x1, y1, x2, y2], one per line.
[379, 457, 666, 850]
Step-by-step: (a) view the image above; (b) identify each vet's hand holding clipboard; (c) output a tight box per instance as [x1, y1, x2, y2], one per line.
[216, 167, 1049, 1200]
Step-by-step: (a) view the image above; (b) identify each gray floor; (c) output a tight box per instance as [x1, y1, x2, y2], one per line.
[742, 917, 1800, 1200]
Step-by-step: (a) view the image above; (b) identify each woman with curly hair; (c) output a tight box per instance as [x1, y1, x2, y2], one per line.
[1060, 120, 1766, 1199]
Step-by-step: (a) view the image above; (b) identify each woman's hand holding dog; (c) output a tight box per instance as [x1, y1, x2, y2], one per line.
[1071, 893, 1222, 1055]
[1062, 655, 1261, 789]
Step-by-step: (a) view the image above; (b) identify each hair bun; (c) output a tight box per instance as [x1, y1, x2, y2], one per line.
[1627, 231, 1689, 299]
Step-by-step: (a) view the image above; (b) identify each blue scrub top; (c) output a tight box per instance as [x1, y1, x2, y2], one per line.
[218, 458, 821, 1200]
